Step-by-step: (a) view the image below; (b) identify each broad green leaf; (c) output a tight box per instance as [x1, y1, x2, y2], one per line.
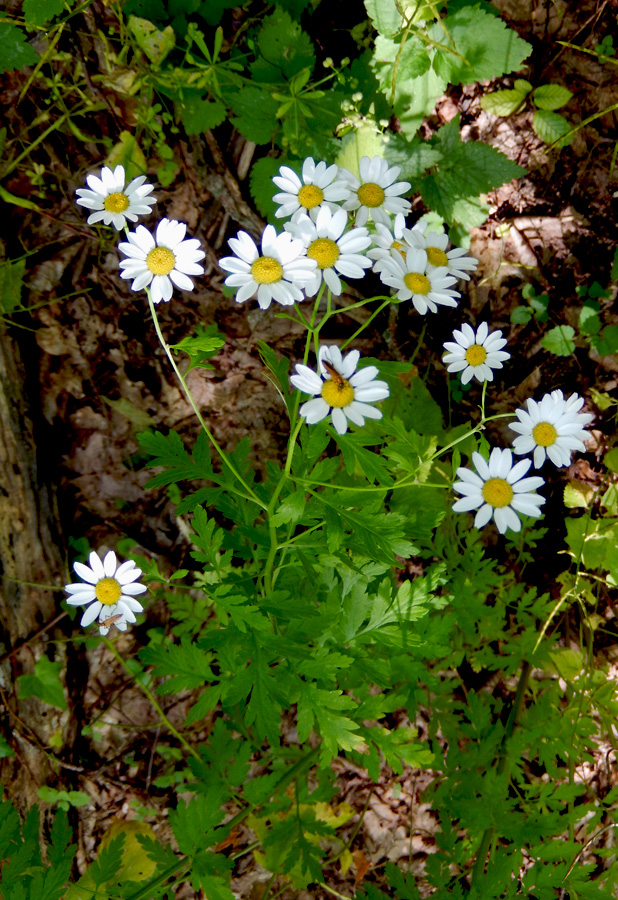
[563, 481, 594, 509]
[480, 89, 528, 117]
[250, 156, 284, 221]
[511, 305, 533, 324]
[383, 134, 442, 181]
[251, 8, 314, 82]
[372, 33, 431, 96]
[335, 124, 389, 178]
[601, 324, 618, 353]
[23, 0, 64, 26]
[228, 88, 280, 144]
[0, 23, 39, 72]
[430, 7, 532, 84]
[532, 109, 572, 146]
[548, 648, 584, 682]
[179, 94, 226, 134]
[364, 0, 403, 36]
[533, 83, 573, 110]
[541, 325, 575, 356]
[0, 258, 26, 314]
[105, 131, 148, 181]
[198, 0, 240, 25]
[579, 303, 601, 336]
[394, 67, 447, 139]
[17, 657, 66, 710]
[129, 16, 175, 65]
[604, 449, 618, 473]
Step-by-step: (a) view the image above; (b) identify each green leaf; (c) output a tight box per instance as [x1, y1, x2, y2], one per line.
[17, 657, 66, 710]
[383, 134, 442, 181]
[533, 83, 573, 110]
[0, 735, 14, 758]
[179, 93, 226, 134]
[480, 88, 528, 117]
[0, 258, 26, 314]
[391, 67, 447, 140]
[228, 87, 280, 144]
[604, 449, 618, 474]
[532, 109, 572, 146]
[139, 637, 215, 693]
[251, 8, 315, 82]
[419, 116, 524, 227]
[335, 125, 390, 178]
[23, 0, 64, 26]
[0, 23, 39, 72]
[430, 7, 532, 84]
[90, 834, 126, 886]
[105, 131, 148, 181]
[250, 156, 284, 221]
[372, 32, 431, 92]
[601, 325, 618, 353]
[579, 303, 602, 336]
[511, 305, 533, 324]
[364, 0, 403, 36]
[129, 16, 175, 65]
[137, 428, 216, 488]
[170, 327, 225, 372]
[297, 682, 364, 764]
[541, 325, 575, 356]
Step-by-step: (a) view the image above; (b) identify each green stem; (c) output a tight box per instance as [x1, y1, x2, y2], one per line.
[341, 299, 391, 349]
[147, 293, 267, 510]
[102, 637, 201, 762]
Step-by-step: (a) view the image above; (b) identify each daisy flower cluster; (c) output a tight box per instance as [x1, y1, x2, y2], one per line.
[75, 164, 205, 305]
[219, 154, 478, 315]
[446, 330, 593, 533]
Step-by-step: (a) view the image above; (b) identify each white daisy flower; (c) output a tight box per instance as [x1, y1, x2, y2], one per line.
[219, 225, 317, 309]
[272, 157, 350, 221]
[366, 213, 408, 265]
[286, 207, 372, 296]
[376, 247, 459, 315]
[118, 218, 205, 304]
[75, 165, 156, 231]
[403, 225, 478, 281]
[453, 448, 545, 534]
[509, 390, 593, 468]
[290, 345, 390, 435]
[442, 322, 510, 385]
[65, 550, 147, 636]
[340, 156, 411, 227]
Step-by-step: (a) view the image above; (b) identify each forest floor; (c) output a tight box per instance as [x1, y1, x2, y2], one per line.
[1, 0, 618, 896]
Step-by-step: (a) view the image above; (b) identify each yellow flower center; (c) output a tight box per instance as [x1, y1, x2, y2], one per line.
[465, 344, 487, 366]
[392, 240, 407, 258]
[307, 238, 340, 270]
[95, 577, 122, 606]
[532, 422, 557, 447]
[482, 478, 514, 508]
[147, 246, 176, 275]
[427, 246, 448, 267]
[357, 182, 385, 208]
[404, 272, 430, 295]
[251, 256, 283, 284]
[104, 192, 129, 213]
[322, 378, 354, 408]
[297, 184, 324, 209]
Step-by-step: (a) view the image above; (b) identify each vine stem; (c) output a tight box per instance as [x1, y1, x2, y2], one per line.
[147, 292, 267, 510]
[102, 636, 201, 762]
